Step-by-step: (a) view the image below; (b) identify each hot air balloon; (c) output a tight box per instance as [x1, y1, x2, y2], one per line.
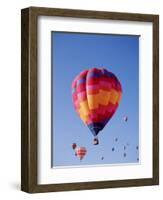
[72, 68, 122, 145]
[72, 143, 77, 150]
[123, 153, 127, 157]
[123, 116, 128, 122]
[75, 147, 87, 160]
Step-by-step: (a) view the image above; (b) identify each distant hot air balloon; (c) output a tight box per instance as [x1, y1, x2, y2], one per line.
[72, 143, 77, 150]
[72, 68, 122, 144]
[123, 116, 128, 122]
[75, 147, 87, 160]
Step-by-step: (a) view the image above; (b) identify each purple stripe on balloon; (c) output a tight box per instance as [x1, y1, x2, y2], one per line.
[86, 85, 99, 90]
[87, 72, 102, 79]
[77, 77, 86, 86]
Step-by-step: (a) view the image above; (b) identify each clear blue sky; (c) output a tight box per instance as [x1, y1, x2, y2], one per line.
[52, 32, 139, 167]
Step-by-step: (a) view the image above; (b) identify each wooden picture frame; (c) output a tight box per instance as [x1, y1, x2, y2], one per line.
[21, 7, 159, 193]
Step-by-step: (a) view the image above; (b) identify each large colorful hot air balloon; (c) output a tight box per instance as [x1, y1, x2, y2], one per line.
[75, 147, 87, 160]
[72, 68, 122, 144]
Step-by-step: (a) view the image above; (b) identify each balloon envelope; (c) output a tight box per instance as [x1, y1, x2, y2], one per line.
[72, 143, 77, 150]
[72, 68, 122, 137]
[75, 147, 87, 160]
[123, 116, 128, 122]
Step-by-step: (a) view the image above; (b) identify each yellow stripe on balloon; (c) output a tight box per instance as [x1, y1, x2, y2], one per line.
[98, 90, 111, 106]
[87, 90, 111, 110]
[79, 100, 90, 116]
[78, 109, 88, 124]
[87, 94, 99, 110]
[87, 89, 121, 110]
[77, 89, 122, 122]
[109, 89, 119, 105]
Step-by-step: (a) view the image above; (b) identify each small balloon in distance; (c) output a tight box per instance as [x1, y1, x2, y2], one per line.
[123, 153, 127, 157]
[72, 143, 77, 150]
[123, 116, 128, 122]
[75, 147, 87, 160]
[112, 147, 115, 151]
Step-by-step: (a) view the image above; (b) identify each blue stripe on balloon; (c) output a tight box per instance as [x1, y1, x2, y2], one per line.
[87, 123, 104, 136]
[87, 72, 102, 79]
[87, 119, 111, 136]
[76, 78, 86, 86]
[86, 69, 116, 79]
[101, 69, 115, 78]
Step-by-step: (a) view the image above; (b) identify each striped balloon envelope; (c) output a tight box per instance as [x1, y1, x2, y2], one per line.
[72, 68, 122, 144]
[75, 147, 87, 160]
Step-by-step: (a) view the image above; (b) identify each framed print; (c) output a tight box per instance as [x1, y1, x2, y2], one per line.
[21, 7, 159, 193]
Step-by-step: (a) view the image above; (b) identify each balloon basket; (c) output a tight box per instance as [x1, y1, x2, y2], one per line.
[93, 138, 99, 145]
